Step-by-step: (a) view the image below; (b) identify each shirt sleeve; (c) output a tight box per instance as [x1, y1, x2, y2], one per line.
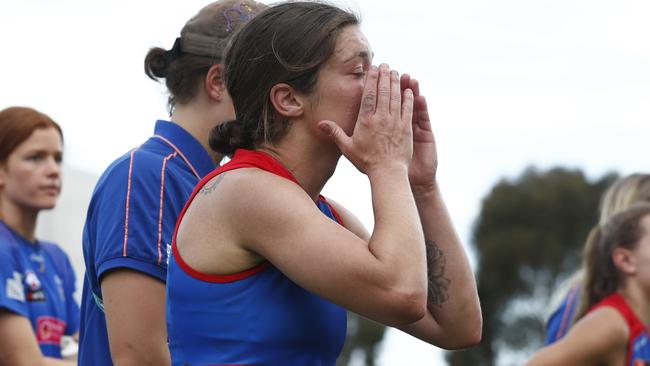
[89, 150, 189, 283]
[62, 252, 80, 335]
[0, 240, 29, 318]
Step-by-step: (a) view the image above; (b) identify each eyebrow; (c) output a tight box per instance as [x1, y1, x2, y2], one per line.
[343, 50, 373, 63]
[24, 148, 63, 155]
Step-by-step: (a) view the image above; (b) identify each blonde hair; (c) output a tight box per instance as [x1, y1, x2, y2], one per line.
[547, 173, 650, 324]
[599, 174, 650, 224]
[577, 203, 650, 319]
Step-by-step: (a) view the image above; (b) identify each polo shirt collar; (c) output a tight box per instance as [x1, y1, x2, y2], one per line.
[153, 120, 215, 178]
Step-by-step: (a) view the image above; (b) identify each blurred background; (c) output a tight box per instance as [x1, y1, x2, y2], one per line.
[2, 0, 649, 364]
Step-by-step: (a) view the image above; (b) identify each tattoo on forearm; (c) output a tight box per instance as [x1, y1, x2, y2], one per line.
[200, 173, 226, 196]
[426, 240, 450, 306]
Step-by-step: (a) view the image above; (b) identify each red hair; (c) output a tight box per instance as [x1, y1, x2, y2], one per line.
[0, 106, 63, 162]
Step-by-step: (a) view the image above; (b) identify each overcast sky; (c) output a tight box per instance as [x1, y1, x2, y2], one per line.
[2, 0, 649, 364]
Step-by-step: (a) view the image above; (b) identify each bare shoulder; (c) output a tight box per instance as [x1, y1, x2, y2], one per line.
[190, 168, 308, 218]
[185, 167, 320, 242]
[575, 306, 629, 345]
[526, 306, 629, 366]
[323, 197, 369, 241]
[564, 307, 629, 364]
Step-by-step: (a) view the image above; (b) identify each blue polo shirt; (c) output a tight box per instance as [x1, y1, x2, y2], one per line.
[78, 120, 215, 365]
[0, 221, 79, 358]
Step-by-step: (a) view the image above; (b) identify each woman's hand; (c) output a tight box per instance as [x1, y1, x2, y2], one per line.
[319, 63, 414, 176]
[401, 74, 437, 191]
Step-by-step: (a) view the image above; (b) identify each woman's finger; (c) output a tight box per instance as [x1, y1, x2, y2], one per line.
[375, 63, 391, 115]
[389, 70, 402, 117]
[359, 65, 379, 118]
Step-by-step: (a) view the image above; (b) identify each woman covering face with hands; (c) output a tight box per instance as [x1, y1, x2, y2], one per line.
[165, 2, 481, 364]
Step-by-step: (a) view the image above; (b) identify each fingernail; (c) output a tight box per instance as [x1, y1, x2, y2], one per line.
[318, 123, 331, 134]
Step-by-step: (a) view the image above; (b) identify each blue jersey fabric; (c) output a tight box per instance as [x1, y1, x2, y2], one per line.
[78, 120, 215, 365]
[544, 284, 581, 345]
[166, 149, 347, 366]
[0, 221, 79, 358]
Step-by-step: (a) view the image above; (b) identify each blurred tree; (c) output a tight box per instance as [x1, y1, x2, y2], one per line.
[337, 314, 386, 366]
[446, 167, 617, 366]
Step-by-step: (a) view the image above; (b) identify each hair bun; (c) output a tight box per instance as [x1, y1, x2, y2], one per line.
[209, 119, 253, 156]
[144, 47, 169, 80]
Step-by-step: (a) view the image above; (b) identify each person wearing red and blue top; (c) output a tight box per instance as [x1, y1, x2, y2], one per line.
[526, 204, 650, 366]
[167, 150, 348, 365]
[544, 174, 650, 346]
[166, 2, 482, 364]
[77, 2, 266, 365]
[0, 106, 79, 365]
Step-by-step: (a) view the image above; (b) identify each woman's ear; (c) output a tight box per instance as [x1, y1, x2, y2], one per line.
[613, 247, 636, 275]
[205, 64, 226, 102]
[269, 83, 303, 118]
[0, 162, 6, 187]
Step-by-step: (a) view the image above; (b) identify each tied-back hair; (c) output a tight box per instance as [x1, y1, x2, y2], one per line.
[144, 0, 267, 114]
[144, 46, 217, 113]
[576, 203, 650, 320]
[547, 174, 650, 327]
[209, 1, 359, 156]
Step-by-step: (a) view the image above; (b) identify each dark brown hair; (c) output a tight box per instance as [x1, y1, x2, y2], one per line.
[0, 106, 63, 162]
[144, 0, 266, 113]
[144, 49, 215, 113]
[209, 1, 359, 156]
[576, 203, 650, 319]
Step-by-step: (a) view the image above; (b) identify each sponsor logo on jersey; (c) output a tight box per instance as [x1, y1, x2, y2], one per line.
[25, 270, 46, 302]
[6, 272, 25, 302]
[36, 316, 66, 345]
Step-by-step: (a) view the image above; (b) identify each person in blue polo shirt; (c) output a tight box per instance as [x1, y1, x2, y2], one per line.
[77, 1, 266, 365]
[0, 106, 79, 365]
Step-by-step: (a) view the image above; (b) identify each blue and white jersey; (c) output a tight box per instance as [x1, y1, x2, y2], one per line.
[78, 120, 215, 365]
[0, 221, 79, 358]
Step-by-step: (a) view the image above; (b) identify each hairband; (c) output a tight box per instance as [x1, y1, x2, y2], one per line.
[223, 3, 256, 33]
[163, 37, 182, 64]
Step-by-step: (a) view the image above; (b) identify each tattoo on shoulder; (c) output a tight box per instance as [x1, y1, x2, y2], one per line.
[426, 240, 450, 306]
[200, 173, 226, 196]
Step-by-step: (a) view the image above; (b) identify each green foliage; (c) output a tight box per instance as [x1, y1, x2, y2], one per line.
[446, 167, 617, 366]
[337, 314, 386, 366]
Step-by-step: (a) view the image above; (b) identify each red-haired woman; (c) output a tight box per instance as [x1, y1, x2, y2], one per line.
[0, 106, 78, 365]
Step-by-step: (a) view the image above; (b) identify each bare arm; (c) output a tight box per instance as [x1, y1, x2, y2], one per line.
[0, 310, 76, 366]
[183, 64, 427, 326]
[525, 307, 627, 365]
[101, 269, 170, 366]
[398, 184, 482, 349]
[328, 184, 481, 350]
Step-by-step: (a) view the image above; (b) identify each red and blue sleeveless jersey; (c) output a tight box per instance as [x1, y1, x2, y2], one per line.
[166, 149, 347, 366]
[78, 120, 216, 365]
[0, 221, 79, 358]
[590, 293, 650, 366]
